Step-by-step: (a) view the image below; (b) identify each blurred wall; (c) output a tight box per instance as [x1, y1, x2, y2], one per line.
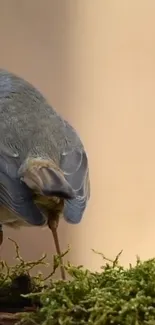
[0, 0, 155, 275]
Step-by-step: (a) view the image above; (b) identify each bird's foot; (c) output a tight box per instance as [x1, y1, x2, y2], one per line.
[0, 226, 3, 247]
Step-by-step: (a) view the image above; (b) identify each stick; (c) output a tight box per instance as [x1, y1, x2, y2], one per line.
[48, 220, 66, 280]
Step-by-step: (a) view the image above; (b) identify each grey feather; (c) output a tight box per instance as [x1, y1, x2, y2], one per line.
[60, 141, 90, 223]
[0, 69, 90, 224]
[0, 152, 46, 225]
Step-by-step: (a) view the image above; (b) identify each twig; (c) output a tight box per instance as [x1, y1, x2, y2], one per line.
[8, 238, 23, 262]
[92, 249, 123, 267]
[43, 246, 70, 281]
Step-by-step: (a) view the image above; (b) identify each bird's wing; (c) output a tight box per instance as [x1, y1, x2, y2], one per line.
[0, 151, 46, 226]
[60, 148, 90, 223]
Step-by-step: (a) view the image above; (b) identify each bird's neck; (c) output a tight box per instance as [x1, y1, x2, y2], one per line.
[34, 194, 65, 221]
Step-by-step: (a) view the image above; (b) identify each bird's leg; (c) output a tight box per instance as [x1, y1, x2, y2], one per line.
[48, 216, 66, 280]
[0, 225, 3, 246]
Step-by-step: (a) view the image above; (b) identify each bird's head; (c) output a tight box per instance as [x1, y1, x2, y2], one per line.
[18, 157, 75, 223]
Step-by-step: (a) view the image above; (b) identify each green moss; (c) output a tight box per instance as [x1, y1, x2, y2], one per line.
[1, 240, 155, 325]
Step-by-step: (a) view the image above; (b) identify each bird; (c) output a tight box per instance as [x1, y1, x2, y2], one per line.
[0, 69, 90, 279]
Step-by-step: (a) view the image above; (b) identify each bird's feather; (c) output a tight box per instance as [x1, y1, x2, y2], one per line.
[0, 152, 46, 226]
[60, 148, 90, 224]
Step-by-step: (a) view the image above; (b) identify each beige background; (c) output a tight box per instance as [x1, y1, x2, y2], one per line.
[0, 0, 155, 275]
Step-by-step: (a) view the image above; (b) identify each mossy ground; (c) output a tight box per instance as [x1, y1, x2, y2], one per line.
[1, 240, 155, 325]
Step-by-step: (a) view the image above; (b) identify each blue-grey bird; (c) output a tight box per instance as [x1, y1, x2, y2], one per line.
[0, 69, 90, 278]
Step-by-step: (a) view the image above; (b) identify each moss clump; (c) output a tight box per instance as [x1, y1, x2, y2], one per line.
[0, 238, 47, 312]
[1, 241, 155, 325]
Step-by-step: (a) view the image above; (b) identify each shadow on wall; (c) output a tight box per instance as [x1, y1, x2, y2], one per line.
[0, 0, 155, 275]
